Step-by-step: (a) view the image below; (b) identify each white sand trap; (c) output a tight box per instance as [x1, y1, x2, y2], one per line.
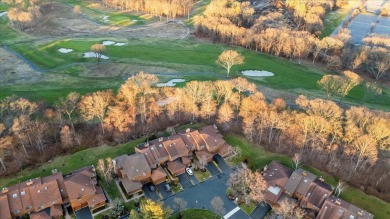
[102, 40, 115, 45]
[114, 43, 125, 46]
[241, 70, 274, 77]
[83, 52, 109, 59]
[0, 12, 8, 17]
[156, 79, 185, 87]
[58, 48, 73, 53]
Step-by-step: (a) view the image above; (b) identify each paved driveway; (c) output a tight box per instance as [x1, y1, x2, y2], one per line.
[205, 162, 221, 176]
[163, 167, 249, 219]
[178, 174, 193, 189]
[142, 183, 160, 201]
[250, 202, 271, 219]
[156, 182, 174, 198]
[213, 155, 230, 172]
[75, 207, 93, 219]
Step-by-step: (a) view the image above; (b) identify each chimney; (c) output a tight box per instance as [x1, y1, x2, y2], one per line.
[319, 176, 325, 182]
[302, 171, 307, 176]
[186, 128, 190, 133]
[213, 124, 217, 129]
[357, 211, 364, 216]
[1, 187, 8, 194]
[26, 179, 33, 186]
[52, 169, 58, 174]
[335, 200, 341, 205]
[145, 142, 150, 147]
[159, 137, 163, 142]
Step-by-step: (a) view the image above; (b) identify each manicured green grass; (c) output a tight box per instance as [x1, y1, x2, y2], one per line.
[194, 169, 211, 182]
[224, 133, 390, 219]
[61, 0, 148, 27]
[320, 9, 349, 38]
[0, 137, 146, 188]
[184, 0, 212, 26]
[169, 209, 217, 219]
[239, 202, 256, 215]
[4, 38, 390, 109]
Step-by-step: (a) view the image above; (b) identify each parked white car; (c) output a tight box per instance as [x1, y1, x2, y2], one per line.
[186, 167, 193, 175]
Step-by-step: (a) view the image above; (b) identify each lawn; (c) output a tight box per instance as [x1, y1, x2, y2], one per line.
[169, 209, 217, 219]
[0, 137, 146, 188]
[224, 133, 390, 219]
[239, 202, 256, 215]
[61, 0, 149, 27]
[320, 8, 349, 38]
[5, 38, 389, 109]
[194, 169, 212, 182]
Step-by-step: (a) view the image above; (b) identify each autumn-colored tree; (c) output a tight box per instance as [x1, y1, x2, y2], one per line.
[140, 199, 171, 219]
[216, 50, 244, 77]
[79, 90, 113, 134]
[91, 44, 106, 62]
[274, 198, 305, 218]
[60, 125, 73, 148]
[317, 75, 344, 98]
[56, 92, 80, 133]
[363, 82, 382, 101]
[338, 70, 361, 103]
[217, 103, 234, 130]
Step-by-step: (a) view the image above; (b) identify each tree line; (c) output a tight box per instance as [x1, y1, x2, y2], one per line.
[98, 0, 194, 20]
[0, 72, 389, 201]
[194, 0, 390, 80]
[5, 0, 43, 31]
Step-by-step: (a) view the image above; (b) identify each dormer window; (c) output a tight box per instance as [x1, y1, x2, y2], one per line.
[12, 193, 18, 198]
[21, 191, 26, 196]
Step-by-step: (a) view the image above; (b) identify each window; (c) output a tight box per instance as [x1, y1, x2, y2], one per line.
[13, 210, 20, 214]
[338, 209, 344, 215]
[12, 193, 18, 198]
[21, 191, 26, 196]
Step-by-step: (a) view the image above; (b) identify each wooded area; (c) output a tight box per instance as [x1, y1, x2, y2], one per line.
[0, 72, 389, 203]
[194, 0, 390, 80]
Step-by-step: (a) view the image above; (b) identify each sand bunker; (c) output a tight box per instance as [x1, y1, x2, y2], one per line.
[0, 12, 8, 17]
[58, 48, 73, 53]
[241, 70, 274, 77]
[102, 40, 115, 45]
[83, 52, 109, 59]
[102, 15, 109, 22]
[156, 79, 185, 87]
[102, 41, 126, 46]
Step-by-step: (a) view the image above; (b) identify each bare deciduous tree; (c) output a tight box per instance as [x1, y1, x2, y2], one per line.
[91, 44, 106, 62]
[173, 197, 187, 217]
[216, 50, 244, 77]
[211, 196, 225, 218]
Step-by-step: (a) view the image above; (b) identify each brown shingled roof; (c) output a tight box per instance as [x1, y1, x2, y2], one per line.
[87, 187, 106, 207]
[163, 135, 189, 160]
[284, 169, 317, 196]
[317, 196, 374, 219]
[50, 204, 63, 217]
[199, 125, 225, 151]
[303, 179, 333, 210]
[167, 160, 186, 175]
[151, 166, 167, 182]
[64, 167, 97, 202]
[0, 195, 11, 219]
[30, 180, 62, 210]
[263, 161, 293, 187]
[116, 153, 151, 180]
[121, 178, 142, 194]
[30, 211, 51, 219]
[42, 172, 67, 199]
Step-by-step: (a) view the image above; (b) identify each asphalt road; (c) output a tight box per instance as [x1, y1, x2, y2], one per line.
[163, 167, 250, 219]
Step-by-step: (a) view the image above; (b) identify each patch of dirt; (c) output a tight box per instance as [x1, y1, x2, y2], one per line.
[79, 63, 179, 78]
[25, 3, 187, 39]
[0, 48, 41, 85]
